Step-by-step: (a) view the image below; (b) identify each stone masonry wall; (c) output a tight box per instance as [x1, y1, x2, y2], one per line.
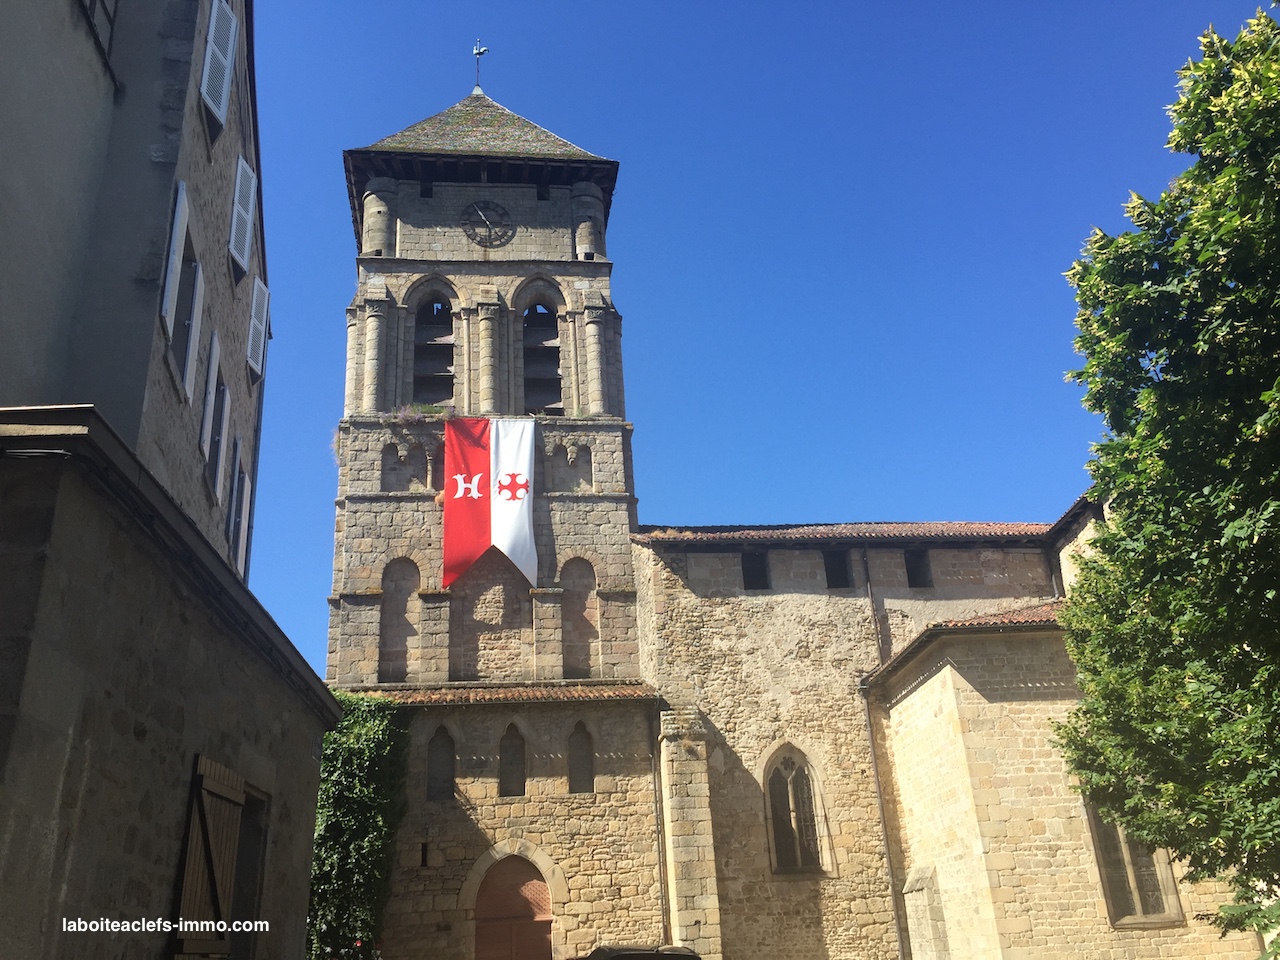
[879, 632, 1260, 960]
[0, 455, 328, 960]
[634, 544, 900, 960]
[329, 418, 638, 686]
[383, 700, 665, 960]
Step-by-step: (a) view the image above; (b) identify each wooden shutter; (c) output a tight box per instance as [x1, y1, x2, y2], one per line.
[174, 755, 245, 957]
[235, 471, 252, 574]
[214, 386, 231, 502]
[183, 264, 205, 401]
[247, 278, 269, 375]
[199, 0, 238, 124]
[200, 332, 221, 457]
[161, 182, 189, 337]
[228, 157, 257, 271]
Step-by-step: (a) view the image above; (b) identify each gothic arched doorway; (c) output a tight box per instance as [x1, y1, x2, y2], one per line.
[474, 855, 553, 960]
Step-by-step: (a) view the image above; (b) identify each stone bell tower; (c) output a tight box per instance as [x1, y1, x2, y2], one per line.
[325, 89, 679, 960]
[327, 85, 641, 691]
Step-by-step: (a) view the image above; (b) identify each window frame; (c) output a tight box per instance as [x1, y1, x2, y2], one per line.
[1085, 804, 1184, 928]
[762, 746, 832, 876]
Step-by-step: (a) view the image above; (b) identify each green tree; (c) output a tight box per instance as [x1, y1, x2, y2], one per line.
[1059, 10, 1280, 943]
[308, 692, 408, 960]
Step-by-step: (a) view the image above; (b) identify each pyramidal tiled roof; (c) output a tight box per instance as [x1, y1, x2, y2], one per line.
[365, 88, 606, 161]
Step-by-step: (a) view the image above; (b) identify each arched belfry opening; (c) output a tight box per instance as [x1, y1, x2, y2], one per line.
[415, 297, 454, 406]
[522, 303, 561, 415]
[474, 855, 553, 960]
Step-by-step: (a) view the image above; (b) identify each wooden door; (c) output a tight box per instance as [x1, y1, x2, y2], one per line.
[474, 856, 553, 960]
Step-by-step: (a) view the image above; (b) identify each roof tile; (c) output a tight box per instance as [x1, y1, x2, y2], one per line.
[633, 521, 1052, 546]
[338, 681, 659, 706]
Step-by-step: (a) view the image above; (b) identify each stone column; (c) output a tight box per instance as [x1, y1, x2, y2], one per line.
[583, 302, 608, 416]
[361, 176, 397, 257]
[363, 300, 386, 413]
[659, 707, 723, 960]
[531, 588, 564, 679]
[414, 590, 451, 683]
[343, 307, 359, 417]
[572, 181, 606, 260]
[478, 299, 500, 414]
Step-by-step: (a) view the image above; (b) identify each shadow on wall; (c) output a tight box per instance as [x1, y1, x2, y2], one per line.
[697, 714, 833, 960]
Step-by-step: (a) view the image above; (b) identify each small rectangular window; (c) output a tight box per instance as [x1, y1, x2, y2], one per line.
[905, 549, 933, 588]
[742, 550, 770, 590]
[199, 331, 222, 456]
[207, 380, 229, 499]
[823, 550, 851, 589]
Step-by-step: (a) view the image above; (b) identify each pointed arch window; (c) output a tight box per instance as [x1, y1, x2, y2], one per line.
[414, 298, 454, 406]
[523, 303, 562, 415]
[499, 724, 526, 797]
[567, 722, 594, 794]
[427, 726, 456, 801]
[765, 748, 827, 873]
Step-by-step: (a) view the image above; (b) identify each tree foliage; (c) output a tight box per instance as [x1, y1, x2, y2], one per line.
[308, 692, 408, 960]
[1059, 10, 1280, 942]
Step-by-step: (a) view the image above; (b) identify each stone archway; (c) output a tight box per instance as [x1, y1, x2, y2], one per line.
[474, 855, 553, 960]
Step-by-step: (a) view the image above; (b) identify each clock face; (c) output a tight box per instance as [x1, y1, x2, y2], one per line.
[459, 200, 516, 248]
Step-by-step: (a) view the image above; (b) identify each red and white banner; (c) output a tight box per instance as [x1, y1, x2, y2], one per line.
[442, 418, 537, 587]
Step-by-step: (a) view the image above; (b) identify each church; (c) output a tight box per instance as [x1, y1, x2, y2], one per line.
[326, 88, 1262, 960]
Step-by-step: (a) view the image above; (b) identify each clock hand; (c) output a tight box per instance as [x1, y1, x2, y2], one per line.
[475, 206, 492, 228]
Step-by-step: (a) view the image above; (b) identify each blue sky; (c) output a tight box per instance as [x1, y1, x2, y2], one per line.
[249, 2, 1270, 675]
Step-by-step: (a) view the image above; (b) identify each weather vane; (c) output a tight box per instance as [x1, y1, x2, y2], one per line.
[473, 39, 489, 89]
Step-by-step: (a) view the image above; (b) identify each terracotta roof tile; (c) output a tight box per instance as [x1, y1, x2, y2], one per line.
[929, 601, 1064, 630]
[337, 681, 659, 706]
[365, 91, 606, 161]
[633, 521, 1052, 546]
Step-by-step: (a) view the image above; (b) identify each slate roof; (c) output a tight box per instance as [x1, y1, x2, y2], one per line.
[365, 89, 607, 161]
[341, 681, 659, 706]
[632, 521, 1052, 546]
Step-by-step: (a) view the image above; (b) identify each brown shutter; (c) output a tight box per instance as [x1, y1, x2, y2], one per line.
[174, 755, 245, 958]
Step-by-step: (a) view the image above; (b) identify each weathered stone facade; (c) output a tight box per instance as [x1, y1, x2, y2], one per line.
[328, 91, 1262, 960]
[0, 411, 339, 960]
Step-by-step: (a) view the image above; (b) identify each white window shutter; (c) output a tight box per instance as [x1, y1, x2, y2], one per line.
[199, 0, 238, 124]
[236, 472, 252, 574]
[214, 387, 231, 501]
[247, 278, 269, 375]
[161, 182, 189, 337]
[228, 156, 257, 270]
[200, 331, 221, 457]
[183, 264, 205, 401]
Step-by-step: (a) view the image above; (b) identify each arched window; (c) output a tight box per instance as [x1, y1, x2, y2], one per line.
[560, 558, 598, 679]
[414, 298, 454, 406]
[378, 558, 419, 683]
[567, 722, 594, 794]
[427, 726, 456, 801]
[522, 303, 562, 415]
[765, 748, 825, 873]
[499, 724, 526, 797]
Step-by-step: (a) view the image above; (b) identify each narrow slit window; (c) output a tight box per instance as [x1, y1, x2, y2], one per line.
[499, 724, 526, 797]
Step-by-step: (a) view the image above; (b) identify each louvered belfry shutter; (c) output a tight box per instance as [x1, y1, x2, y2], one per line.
[199, 0, 238, 124]
[247, 278, 269, 375]
[173, 755, 245, 958]
[228, 157, 257, 271]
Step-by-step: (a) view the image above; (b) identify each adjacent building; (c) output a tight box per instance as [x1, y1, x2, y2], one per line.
[0, 2, 339, 957]
[327, 89, 1263, 960]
